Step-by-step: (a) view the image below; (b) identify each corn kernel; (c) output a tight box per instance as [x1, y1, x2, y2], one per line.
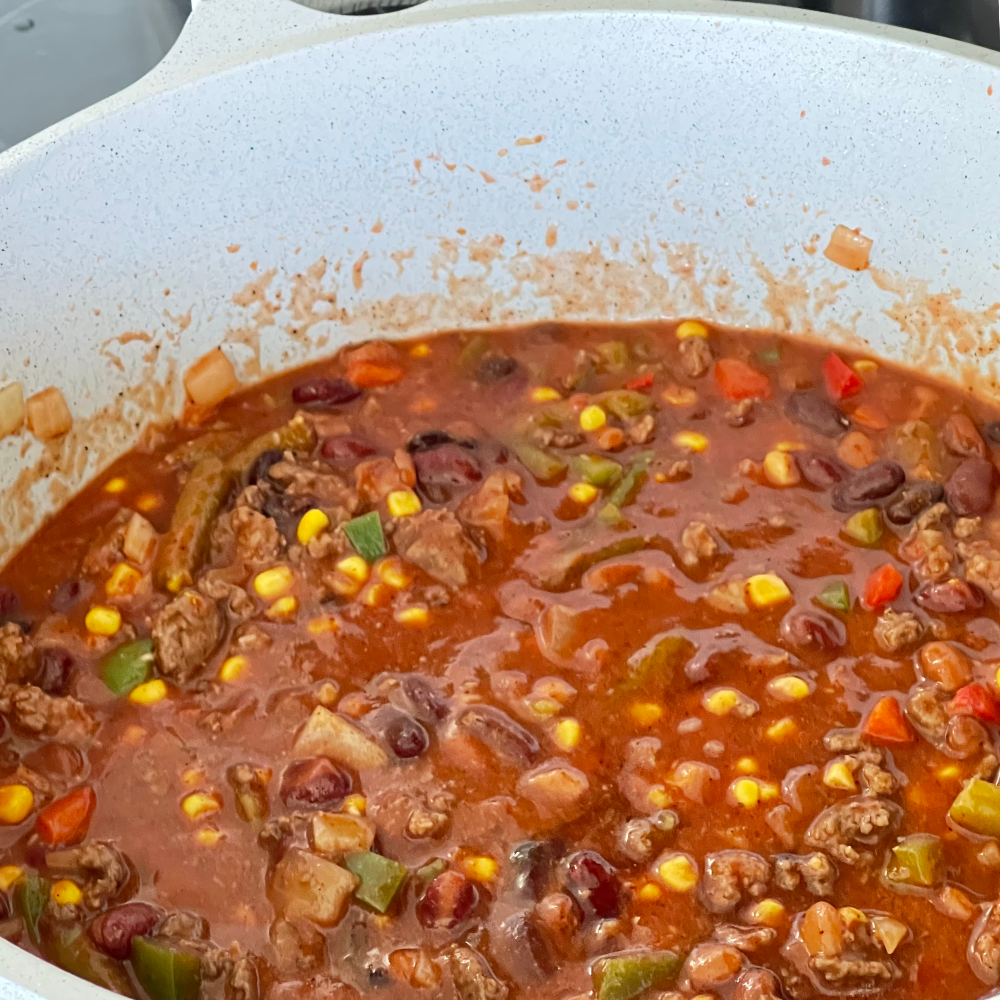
[106, 562, 142, 597]
[735, 757, 759, 775]
[661, 384, 698, 407]
[376, 558, 411, 589]
[672, 431, 708, 453]
[396, 606, 429, 627]
[731, 778, 760, 809]
[767, 674, 812, 701]
[307, 615, 341, 635]
[254, 565, 293, 599]
[387, 489, 422, 518]
[103, 477, 127, 494]
[85, 605, 122, 637]
[0, 785, 34, 825]
[750, 898, 786, 927]
[181, 792, 220, 821]
[763, 450, 801, 487]
[854, 359, 878, 376]
[410, 343, 432, 358]
[531, 386, 562, 402]
[840, 906, 867, 927]
[746, 573, 791, 608]
[995, 664, 1000, 691]
[579, 405, 607, 432]
[196, 828, 224, 847]
[759, 781, 781, 802]
[317, 681, 340, 706]
[647, 785, 673, 809]
[165, 571, 187, 595]
[637, 882, 663, 903]
[136, 492, 161, 512]
[50, 880, 83, 907]
[936, 764, 961, 781]
[181, 767, 205, 787]
[343, 795, 367, 816]
[704, 688, 740, 716]
[554, 717, 582, 750]
[534, 677, 577, 704]
[361, 583, 388, 607]
[529, 697, 562, 719]
[657, 854, 699, 892]
[824, 761, 858, 791]
[463, 855, 499, 882]
[218, 656, 247, 682]
[676, 320, 709, 339]
[297, 508, 330, 545]
[129, 679, 168, 705]
[266, 595, 299, 621]
[775, 440, 806, 452]
[123, 725, 146, 744]
[630, 702, 664, 726]
[336, 556, 370, 584]
[0, 865, 24, 891]
[767, 717, 798, 741]
[568, 482, 600, 505]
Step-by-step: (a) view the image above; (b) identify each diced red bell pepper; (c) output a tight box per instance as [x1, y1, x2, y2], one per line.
[863, 563, 903, 609]
[822, 353, 864, 401]
[862, 696, 915, 745]
[626, 372, 655, 392]
[713, 359, 772, 401]
[36, 786, 96, 846]
[949, 683, 1000, 725]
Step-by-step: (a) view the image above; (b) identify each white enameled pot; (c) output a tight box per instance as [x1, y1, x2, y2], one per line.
[1, 0, 1000, 996]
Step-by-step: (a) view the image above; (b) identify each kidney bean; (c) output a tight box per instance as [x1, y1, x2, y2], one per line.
[915, 578, 984, 615]
[90, 902, 160, 960]
[408, 429, 472, 453]
[795, 451, 850, 490]
[780, 610, 846, 652]
[400, 675, 450, 723]
[984, 421, 1000, 445]
[0, 892, 9, 921]
[946, 714, 989, 758]
[946, 456, 998, 516]
[416, 870, 478, 928]
[414, 444, 483, 499]
[942, 413, 987, 459]
[563, 850, 620, 920]
[511, 840, 565, 899]
[49, 579, 91, 613]
[0, 587, 18, 617]
[477, 355, 519, 384]
[884, 480, 944, 525]
[247, 448, 284, 485]
[381, 711, 430, 759]
[784, 392, 850, 438]
[830, 460, 906, 512]
[455, 705, 540, 765]
[33, 647, 74, 696]
[320, 435, 378, 467]
[291, 377, 362, 407]
[279, 757, 352, 808]
[491, 910, 554, 985]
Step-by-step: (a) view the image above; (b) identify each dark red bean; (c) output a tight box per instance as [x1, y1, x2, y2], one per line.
[477, 355, 519, 384]
[382, 712, 429, 759]
[780, 610, 846, 652]
[830, 460, 906, 512]
[733, 967, 782, 1000]
[407, 430, 475, 454]
[564, 851, 620, 920]
[884, 480, 944, 525]
[946, 457, 998, 516]
[33, 647, 74, 696]
[491, 910, 554, 985]
[414, 445, 482, 498]
[279, 757, 352, 808]
[942, 414, 987, 459]
[291, 377, 362, 407]
[455, 706, 539, 765]
[946, 715, 989, 758]
[416, 870, 478, 928]
[49, 579, 91, 613]
[90, 902, 160, 960]
[795, 451, 850, 490]
[400, 675, 450, 723]
[510, 840, 565, 900]
[320, 435, 378, 467]
[0, 587, 18, 617]
[984, 421, 1000, 445]
[784, 392, 850, 438]
[247, 448, 284, 485]
[915, 578, 984, 615]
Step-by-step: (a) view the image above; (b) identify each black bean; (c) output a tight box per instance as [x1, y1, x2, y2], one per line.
[946, 457, 998, 516]
[510, 840, 565, 899]
[491, 910, 554, 985]
[291, 377, 362, 408]
[246, 448, 284, 485]
[915, 578, 984, 615]
[984, 421, 1000, 445]
[406, 430, 477, 454]
[280, 757, 352, 807]
[49, 579, 92, 613]
[455, 706, 539, 765]
[795, 451, 850, 490]
[780, 610, 846, 652]
[884, 480, 944, 525]
[477, 355, 519, 384]
[400, 675, 450, 723]
[416, 870, 478, 928]
[382, 712, 430, 759]
[320, 435, 377, 467]
[784, 392, 850, 438]
[830, 460, 906, 512]
[563, 851, 621, 920]
[33, 647, 74, 696]
[90, 903, 160, 960]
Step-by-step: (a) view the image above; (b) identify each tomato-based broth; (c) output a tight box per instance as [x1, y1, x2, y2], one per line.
[3, 323, 1000, 1000]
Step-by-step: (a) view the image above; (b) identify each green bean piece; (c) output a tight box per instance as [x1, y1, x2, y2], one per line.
[884, 833, 943, 888]
[843, 507, 883, 547]
[102, 639, 155, 695]
[47, 926, 135, 996]
[600, 390, 652, 420]
[225, 414, 316, 478]
[571, 454, 623, 488]
[343, 511, 387, 561]
[597, 341, 630, 371]
[503, 437, 568, 482]
[166, 430, 244, 468]
[592, 950, 683, 1000]
[14, 873, 49, 946]
[950, 779, 1000, 838]
[816, 580, 851, 614]
[344, 851, 408, 913]
[131, 936, 202, 1000]
[608, 451, 655, 508]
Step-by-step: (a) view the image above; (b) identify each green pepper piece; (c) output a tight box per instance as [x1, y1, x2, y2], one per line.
[571, 454, 623, 487]
[503, 437, 568, 482]
[884, 833, 943, 888]
[343, 511, 387, 561]
[102, 638, 155, 695]
[816, 580, 851, 614]
[597, 341, 630, 371]
[14, 873, 49, 946]
[597, 502, 624, 525]
[226, 414, 316, 478]
[615, 632, 693, 702]
[131, 936, 202, 1000]
[344, 851, 408, 913]
[950, 779, 1000, 837]
[592, 950, 683, 1000]
[414, 858, 447, 886]
[47, 926, 135, 996]
[600, 390, 652, 420]
[608, 451, 655, 508]
[843, 507, 883, 546]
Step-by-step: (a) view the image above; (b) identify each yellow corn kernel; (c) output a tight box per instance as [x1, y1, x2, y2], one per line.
[672, 430, 708, 453]
[165, 571, 187, 595]
[823, 761, 858, 792]
[735, 757, 759, 775]
[676, 320, 709, 339]
[531, 386, 562, 403]
[0, 785, 34, 825]
[129, 679, 168, 705]
[362, 583, 389, 607]
[731, 778, 760, 809]
[343, 794, 367, 816]
[746, 573, 791, 608]
[0, 865, 24, 892]
[376, 558, 411, 589]
[297, 508, 330, 545]
[767, 717, 798, 741]
[637, 882, 663, 903]
[123, 725, 146, 745]
[181, 767, 205, 787]
[768, 674, 812, 701]
[704, 688, 740, 716]
[554, 717, 582, 750]
[136, 492, 161, 513]
[181, 792, 220, 821]
[103, 476, 127, 494]
[763, 450, 801, 487]
[936, 764, 961, 781]
[396, 606, 429, 627]
[254, 565, 293, 599]
[630, 702, 664, 726]
[387, 489, 422, 518]
[266, 595, 299, 621]
[85, 605, 121, 637]
[529, 697, 561, 719]
[568, 481, 600, 505]
[463, 856, 498, 882]
[317, 682, 340, 706]
[775, 440, 806, 452]
[307, 615, 341, 635]
[662, 385, 698, 406]
[196, 828, 224, 847]
[579, 405, 607, 432]
[657, 854, 699, 892]
[50, 880, 83, 907]
[840, 906, 867, 927]
[749, 898, 786, 927]
[337, 556, 370, 584]
[106, 562, 142, 597]
[854, 359, 878, 376]
[410, 343, 432, 359]
[647, 785, 673, 809]
[759, 781, 781, 802]
[995, 664, 1000, 691]
[218, 656, 247, 682]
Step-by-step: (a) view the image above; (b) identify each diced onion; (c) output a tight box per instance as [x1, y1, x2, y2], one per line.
[824, 225, 873, 271]
[0, 382, 25, 439]
[25, 386, 72, 441]
[184, 347, 239, 407]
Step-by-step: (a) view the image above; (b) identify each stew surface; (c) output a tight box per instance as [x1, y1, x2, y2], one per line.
[3, 323, 1000, 1000]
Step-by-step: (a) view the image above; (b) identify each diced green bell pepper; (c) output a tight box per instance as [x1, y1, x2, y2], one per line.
[571, 454, 623, 487]
[592, 950, 684, 1000]
[503, 438, 568, 482]
[414, 858, 447, 886]
[843, 507, 883, 546]
[597, 502, 624, 526]
[608, 451, 655, 508]
[615, 633, 693, 702]
[600, 390, 652, 420]
[884, 833, 943, 888]
[816, 580, 851, 614]
[950, 779, 1000, 838]
[597, 341, 630, 371]
[344, 851, 408, 913]
[47, 927, 135, 996]
[102, 639, 155, 695]
[343, 511, 387, 561]
[131, 936, 202, 1000]
[15, 873, 49, 946]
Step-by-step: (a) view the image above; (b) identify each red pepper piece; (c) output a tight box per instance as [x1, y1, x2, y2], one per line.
[626, 373, 654, 392]
[862, 696, 915, 744]
[713, 359, 772, 401]
[863, 563, 903, 609]
[822, 353, 864, 401]
[949, 683, 1000, 725]
[36, 786, 96, 846]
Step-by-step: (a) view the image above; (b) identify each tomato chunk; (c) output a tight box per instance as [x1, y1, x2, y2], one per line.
[713, 359, 772, 401]
[862, 696, 915, 744]
[949, 683, 1000, 725]
[822, 353, 863, 401]
[36, 786, 96, 846]
[347, 361, 404, 389]
[626, 372, 654, 392]
[863, 563, 903, 609]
